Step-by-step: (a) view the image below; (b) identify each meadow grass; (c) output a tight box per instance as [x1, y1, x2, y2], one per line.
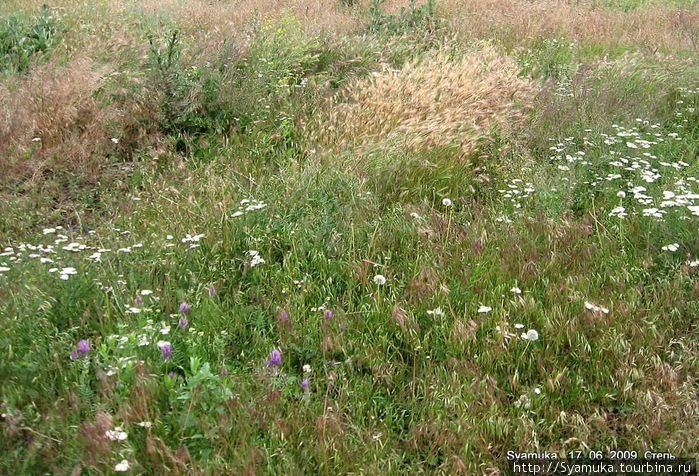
[0, 0, 698, 474]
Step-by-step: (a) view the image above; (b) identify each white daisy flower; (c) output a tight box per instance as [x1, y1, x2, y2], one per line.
[608, 206, 627, 218]
[249, 250, 265, 267]
[661, 243, 679, 252]
[105, 428, 128, 441]
[584, 301, 610, 314]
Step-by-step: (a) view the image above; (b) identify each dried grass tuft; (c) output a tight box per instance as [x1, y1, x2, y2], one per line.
[313, 45, 537, 159]
[0, 57, 114, 188]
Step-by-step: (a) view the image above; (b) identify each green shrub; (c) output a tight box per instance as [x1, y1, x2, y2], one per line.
[369, 0, 442, 35]
[600, 0, 697, 12]
[518, 37, 578, 80]
[0, 5, 58, 74]
[141, 15, 334, 166]
[144, 16, 323, 140]
[220, 15, 322, 128]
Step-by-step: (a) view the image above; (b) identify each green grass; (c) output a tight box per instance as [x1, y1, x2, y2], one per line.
[1, 1, 698, 474]
[600, 0, 697, 11]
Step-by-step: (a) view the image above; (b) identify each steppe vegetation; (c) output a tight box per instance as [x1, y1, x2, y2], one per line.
[1, 0, 697, 473]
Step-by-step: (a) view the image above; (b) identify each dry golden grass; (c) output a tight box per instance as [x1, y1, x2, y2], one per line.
[139, 0, 361, 36]
[0, 57, 131, 188]
[1, 0, 362, 54]
[388, 0, 698, 52]
[4, 0, 696, 57]
[0, 0, 365, 101]
[312, 45, 537, 159]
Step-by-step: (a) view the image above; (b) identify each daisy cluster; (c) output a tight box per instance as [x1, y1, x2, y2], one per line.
[495, 93, 698, 229]
[0, 226, 211, 281]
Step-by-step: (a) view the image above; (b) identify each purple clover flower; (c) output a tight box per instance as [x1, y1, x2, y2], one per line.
[207, 286, 217, 297]
[178, 318, 189, 330]
[277, 309, 289, 323]
[300, 378, 310, 390]
[266, 349, 282, 368]
[77, 339, 90, 355]
[158, 341, 173, 361]
[134, 294, 143, 306]
[70, 339, 90, 360]
[179, 302, 191, 315]
[323, 309, 333, 321]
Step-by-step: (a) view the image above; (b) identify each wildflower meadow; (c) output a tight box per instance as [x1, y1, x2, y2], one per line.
[0, 0, 697, 473]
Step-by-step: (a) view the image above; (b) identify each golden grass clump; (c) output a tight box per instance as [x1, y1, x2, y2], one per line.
[315, 45, 537, 158]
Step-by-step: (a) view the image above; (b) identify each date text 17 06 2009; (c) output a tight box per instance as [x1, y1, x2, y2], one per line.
[507, 450, 680, 461]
